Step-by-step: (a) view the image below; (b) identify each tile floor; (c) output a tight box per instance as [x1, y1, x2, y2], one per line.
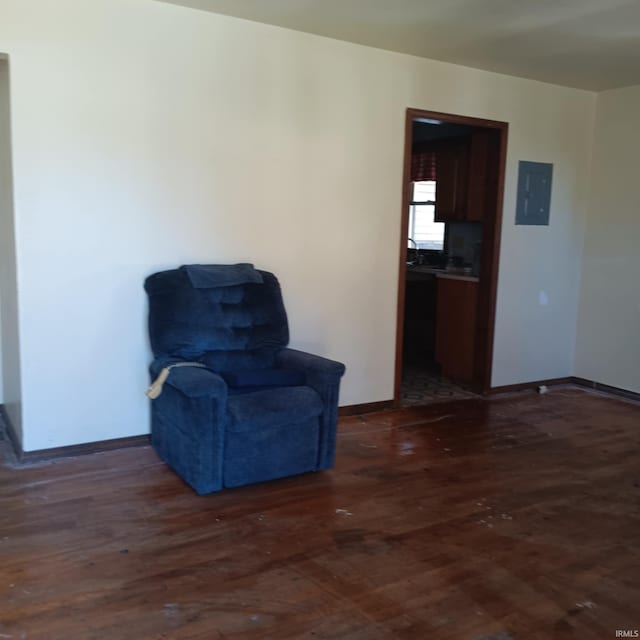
[401, 363, 479, 406]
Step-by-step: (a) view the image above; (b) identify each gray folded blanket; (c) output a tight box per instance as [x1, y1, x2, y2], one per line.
[182, 263, 264, 288]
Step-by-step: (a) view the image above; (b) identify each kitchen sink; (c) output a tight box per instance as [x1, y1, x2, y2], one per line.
[407, 265, 444, 273]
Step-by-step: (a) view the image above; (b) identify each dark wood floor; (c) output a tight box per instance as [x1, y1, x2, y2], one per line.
[1, 388, 639, 639]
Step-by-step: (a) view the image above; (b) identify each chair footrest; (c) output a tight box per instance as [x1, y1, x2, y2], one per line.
[224, 417, 320, 488]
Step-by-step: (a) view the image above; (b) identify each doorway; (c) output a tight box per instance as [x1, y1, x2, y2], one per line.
[0, 55, 22, 446]
[394, 109, 508, 405]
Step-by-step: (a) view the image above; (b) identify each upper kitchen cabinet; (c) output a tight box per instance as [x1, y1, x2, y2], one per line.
[434, 137, 468, 222]
[434, 130, 491, 223]
[465, 130, 491, 222]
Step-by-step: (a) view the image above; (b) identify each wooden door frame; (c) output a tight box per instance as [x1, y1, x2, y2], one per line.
[394, 108, 509, 403]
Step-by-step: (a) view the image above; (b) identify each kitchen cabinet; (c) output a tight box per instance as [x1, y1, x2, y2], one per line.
[434, 131, 491, 223]
[465, 130, 491, 222]
[435, 277, 478, 383]
[403, 273, 437, 362]
[434, 138, 468, 222]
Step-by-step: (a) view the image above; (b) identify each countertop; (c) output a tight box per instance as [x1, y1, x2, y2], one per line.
[407, 265, 480, 283]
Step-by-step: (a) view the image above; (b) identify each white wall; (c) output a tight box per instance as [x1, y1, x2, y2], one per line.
[0, 238, 3, 403]
[0, 0, 595, 451]
[0, 57, 4, 407]
[575, 85, 640, 393]
[0, 56, 22, 440]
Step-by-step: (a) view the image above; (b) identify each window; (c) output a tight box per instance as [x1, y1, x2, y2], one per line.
[408, 181, 445, 250]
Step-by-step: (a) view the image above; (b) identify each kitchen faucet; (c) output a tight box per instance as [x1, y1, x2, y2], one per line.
[407, 237, 419, 265]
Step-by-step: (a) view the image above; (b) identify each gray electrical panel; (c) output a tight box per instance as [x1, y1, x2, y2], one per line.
[515, 161, 553, 226]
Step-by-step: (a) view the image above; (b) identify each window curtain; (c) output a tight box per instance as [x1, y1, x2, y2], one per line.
[411, 148, 437, 182]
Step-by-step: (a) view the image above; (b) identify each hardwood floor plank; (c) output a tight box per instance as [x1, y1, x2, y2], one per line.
[1, 387, 639, 639]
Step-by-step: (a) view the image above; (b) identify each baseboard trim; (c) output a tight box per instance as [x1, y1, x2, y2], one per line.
[489, 376, 640, 403]
[0, 404, 22, 459]
[571, 377, 640, 403]
[489, 377, 573, 395]
[19, 434, 151, 464]
[339, 400, 394, 416]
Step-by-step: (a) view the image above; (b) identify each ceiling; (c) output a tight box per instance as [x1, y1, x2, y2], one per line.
[158, 0, 640, 91]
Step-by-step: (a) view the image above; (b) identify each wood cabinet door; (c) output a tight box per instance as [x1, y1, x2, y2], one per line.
[433, 131, 495, 223]
[434, 139, 468, 222]
[465, 130, 490, 222]
[435, 278, 478, 383]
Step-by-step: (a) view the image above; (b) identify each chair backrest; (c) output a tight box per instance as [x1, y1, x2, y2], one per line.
[144, 264, 289, 370]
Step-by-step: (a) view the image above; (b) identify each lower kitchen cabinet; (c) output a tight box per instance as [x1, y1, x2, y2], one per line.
[435, 277, 478, 383]
[403, 275, 437, 362]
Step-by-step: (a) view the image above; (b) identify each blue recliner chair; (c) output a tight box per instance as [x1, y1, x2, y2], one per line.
[144, 263, 346, 494]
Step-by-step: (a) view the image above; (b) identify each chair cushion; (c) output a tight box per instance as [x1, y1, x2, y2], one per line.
[201, 348, 277, 372]
[145, 268, 289, 361]
[220, 368, 305, 389]
[226, 386, 323, 432]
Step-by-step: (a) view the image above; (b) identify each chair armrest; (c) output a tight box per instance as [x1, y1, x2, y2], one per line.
[275, 348, 345, 380]
[150, 359, 227, 400]
[149, 359, 227, 494]
[275, 348, 345, 471]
